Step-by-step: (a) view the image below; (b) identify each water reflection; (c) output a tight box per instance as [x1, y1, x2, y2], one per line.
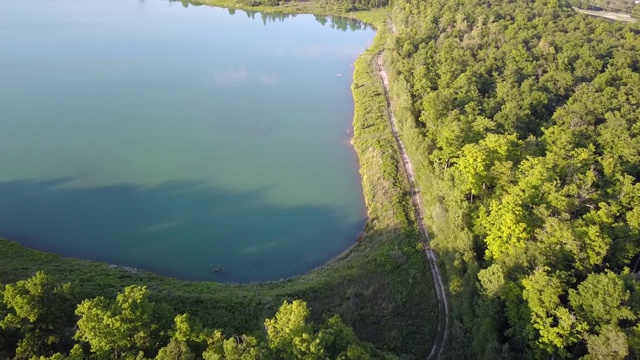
[167, 0, 370, 31]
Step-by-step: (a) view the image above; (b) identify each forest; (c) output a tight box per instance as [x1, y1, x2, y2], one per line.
[0, 272, 384, 359]
[387, 0, 640, 357]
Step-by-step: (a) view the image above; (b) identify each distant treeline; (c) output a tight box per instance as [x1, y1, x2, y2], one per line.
[233, 0, 389, 11]
[388, 0, 640, 358]
[171, 0, 388, 11]
[567, 0, 639, 14]
[168, 0, 373, 29]
[315, 0, 389, 11]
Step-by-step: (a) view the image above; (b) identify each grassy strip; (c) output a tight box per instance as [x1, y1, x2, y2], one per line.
[0, 3, 438, 358]
[381, 47, 467, 359]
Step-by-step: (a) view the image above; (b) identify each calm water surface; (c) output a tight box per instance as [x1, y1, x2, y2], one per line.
[0, 0, 373, 282]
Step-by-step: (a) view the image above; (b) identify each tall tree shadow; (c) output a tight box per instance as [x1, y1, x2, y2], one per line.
[0, 177, 365, 282]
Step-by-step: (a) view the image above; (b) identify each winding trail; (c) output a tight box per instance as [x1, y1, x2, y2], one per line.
[375, 53, 450, 360]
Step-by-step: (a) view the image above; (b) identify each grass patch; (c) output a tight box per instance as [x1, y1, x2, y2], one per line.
[0, 3, 438, 358]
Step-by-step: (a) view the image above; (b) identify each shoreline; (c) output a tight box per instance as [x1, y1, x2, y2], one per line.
[0, 3, 440, 357]
[0, 5, 374, 284]
[0, 2, 385, 286]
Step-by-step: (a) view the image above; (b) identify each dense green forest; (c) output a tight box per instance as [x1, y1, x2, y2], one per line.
[0, 272, 385, 359]
[387, 0, 640, 357]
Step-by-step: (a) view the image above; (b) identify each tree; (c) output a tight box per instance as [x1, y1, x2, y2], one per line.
[201, 326, 274, 360]
[156, 314, 211, 360]
[264, 300, 323, 360]
[568, 271, 635, 328]
[390, 0, 640, 356]
[584, 325, 629, 360]
[156, 315, 198, 360]
[0, 272, 76, 359]
[202, 330, 226, 360]
[522, 269, 586, 357]
[31, 345, 84, 360]
[0, 283, 12, 358]
[222, 335, 271, 360]
[477, 264, 506, 298]
[481, 189, 529, 261]
[156, 339, 196, 360]
[317, 315, 361, 359]
[337, 344, 372, 360]
[455, 133, 521, 199]
[75, 285, 156, 358]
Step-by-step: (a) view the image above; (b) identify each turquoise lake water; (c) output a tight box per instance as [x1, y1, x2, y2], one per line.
[0, 0, 373, 282]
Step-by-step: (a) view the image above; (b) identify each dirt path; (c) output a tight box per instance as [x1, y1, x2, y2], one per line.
[574, 7, 637, 22]
[375, 53, 450, 359]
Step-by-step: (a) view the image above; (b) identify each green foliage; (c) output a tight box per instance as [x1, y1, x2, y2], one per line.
[1, 272, 75, 327]
[0, 272, 380, 360]
[263, 300, 377, 359]
[229, 0, 388, 11]
[33, 345, 85, 360]
[156, 340, 196, 360]
[222, 335, 271, 360]
[573, 0, 636, 13]
[388, 0, 640, 356]
[264, 300, 322, 359]
[584, 325, 629, 360]
[155, 314, 209, 360]
[318, 0, 389, 10]
[75, 285, 160, 358]
[317, 315, 360, 358]
[569, 271, 635, 328]
[456, 134, 520, 198]
[477, 264, 505, 298]
[202, 330, 226, 359]
[522, 269, 586, 356]
[0, 271, 76, 359]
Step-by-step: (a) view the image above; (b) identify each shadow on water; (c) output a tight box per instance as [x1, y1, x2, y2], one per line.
[0, 177, 365, 283]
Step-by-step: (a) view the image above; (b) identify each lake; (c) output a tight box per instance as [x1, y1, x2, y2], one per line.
[0, 0, 373, 282]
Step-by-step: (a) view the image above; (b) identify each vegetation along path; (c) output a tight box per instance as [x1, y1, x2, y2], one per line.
[375, 52, 450, 359]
